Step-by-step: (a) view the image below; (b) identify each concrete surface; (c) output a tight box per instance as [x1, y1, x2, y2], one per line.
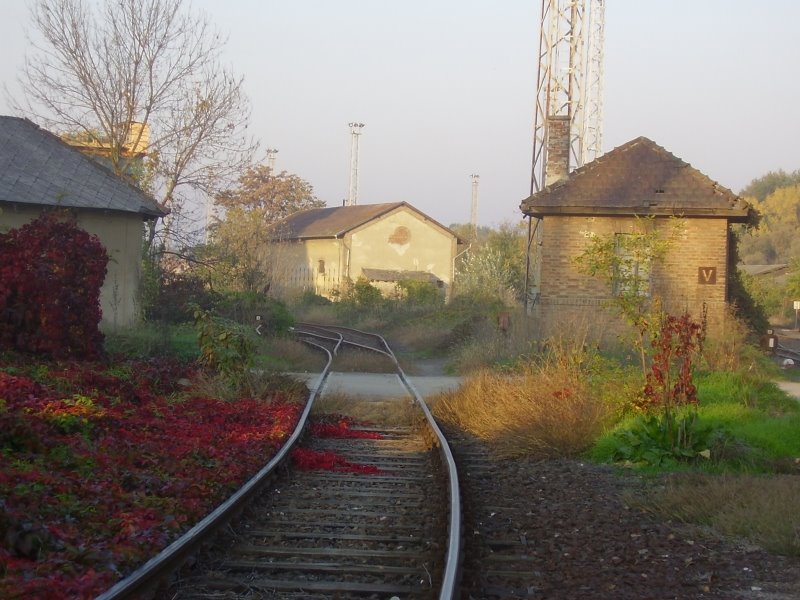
[288, 372, 462, 400]
[777, 380, 800, 401]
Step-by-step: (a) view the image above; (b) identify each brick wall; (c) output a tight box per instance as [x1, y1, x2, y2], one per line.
[534, 215, 730, 340]
[545, 116, 571, 186]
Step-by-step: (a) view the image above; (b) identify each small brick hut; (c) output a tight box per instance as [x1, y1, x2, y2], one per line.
[520, 128, 754, 338]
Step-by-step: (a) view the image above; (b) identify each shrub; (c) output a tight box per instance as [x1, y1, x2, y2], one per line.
[193, 307, 254, 379]
[146, 272, 219, 324]
[0, 213, 108, 358]
[214, 291, 294, 335]
[343, 277, 384, 309]
[395, 279, 443, 307]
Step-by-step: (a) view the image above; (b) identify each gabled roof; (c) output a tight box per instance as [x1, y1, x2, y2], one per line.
[520, 136, 752, 221]
[0, 116, 166, 219]
[271, 201, 459, 241]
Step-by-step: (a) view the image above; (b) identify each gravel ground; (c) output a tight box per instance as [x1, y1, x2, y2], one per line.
[450, 439, 800, 600]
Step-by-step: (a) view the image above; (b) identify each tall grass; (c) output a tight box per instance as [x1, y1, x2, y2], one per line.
[630, 472, 800, 556]
[432, 344, 618, 458]
[104, 323, 198, 360]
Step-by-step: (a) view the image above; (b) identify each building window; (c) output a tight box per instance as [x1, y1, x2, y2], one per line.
[318, 259, 326, 275]
[612, 233, 650, 297]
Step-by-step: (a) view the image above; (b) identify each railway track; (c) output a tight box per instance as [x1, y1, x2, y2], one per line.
[97, 324, 461, 600]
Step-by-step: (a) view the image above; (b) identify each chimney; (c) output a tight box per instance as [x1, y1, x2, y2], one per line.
[544, 115, 570, 186]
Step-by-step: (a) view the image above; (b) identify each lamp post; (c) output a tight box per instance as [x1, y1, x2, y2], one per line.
[347, 122, 365, 206]
[470, 174, 480, 239]
[266, 148, 278, 172]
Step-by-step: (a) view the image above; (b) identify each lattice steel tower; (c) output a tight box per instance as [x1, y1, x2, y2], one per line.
[525, 0, 604, 311]
[530, 0, 604, 194]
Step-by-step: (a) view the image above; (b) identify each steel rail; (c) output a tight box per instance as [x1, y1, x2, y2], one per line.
[291, 323, 462, 600]
[95, 343, 333, 600]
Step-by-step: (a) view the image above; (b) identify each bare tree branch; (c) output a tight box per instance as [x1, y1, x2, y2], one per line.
[10, 0, 258, 248]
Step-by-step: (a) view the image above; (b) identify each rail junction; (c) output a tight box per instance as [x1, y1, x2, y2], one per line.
[96, 323, 462, 600]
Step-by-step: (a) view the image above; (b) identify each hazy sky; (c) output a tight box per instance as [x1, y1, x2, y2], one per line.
[1, 1, 798, 228]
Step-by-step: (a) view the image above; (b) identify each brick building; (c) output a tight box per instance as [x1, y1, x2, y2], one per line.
[520, 128, 754, 339]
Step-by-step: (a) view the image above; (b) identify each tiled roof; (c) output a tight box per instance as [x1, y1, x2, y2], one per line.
[520, 136, 752, 221]
[739, 264, 789, 277]
[361, 268, 441, 283]
[271, 202, 459, 241]
[0, 116, 165, 218]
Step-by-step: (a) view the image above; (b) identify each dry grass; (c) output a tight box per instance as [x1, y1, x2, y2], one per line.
[191, 370, 309, 402]
[631, 472, 800, 556]
[331, 348, 397, 373]
[701, 309, 774, 376]
[432, 345, 614, 458]
[261, 336, 326, 371]
[385, 320, 455, 354]
[312, 392, 420, 428]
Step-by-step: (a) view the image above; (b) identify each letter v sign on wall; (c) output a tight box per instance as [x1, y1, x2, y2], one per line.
[698, 267, 717, 284]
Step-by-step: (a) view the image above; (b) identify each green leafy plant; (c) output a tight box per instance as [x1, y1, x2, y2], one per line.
[611, 412, 719, 466]
[573, 216, 681, 374]
[342, 276, 385, 309]
[395, 279, 442, 307]
[192, 307, 254, 379]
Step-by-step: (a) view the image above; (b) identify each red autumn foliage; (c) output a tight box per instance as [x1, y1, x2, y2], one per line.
[0, 213, 108, 358]
[290, 447, 382, 474]
[639, 310, 707, 411]
[0, 355, 303, 599]
[309, 418, 382, 439]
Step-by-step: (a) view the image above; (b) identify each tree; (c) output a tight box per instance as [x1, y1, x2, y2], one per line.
[214, 165, 324, 218]
[13, 0, 257, 247]
[203, 166, 324, 292]
[452, 221, 527, 303]
[573, 217, 680, 374]
[739, 185, 800, 264]
[740, 169, 800, 202]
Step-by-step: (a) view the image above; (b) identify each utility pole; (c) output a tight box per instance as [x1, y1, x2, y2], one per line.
[347, 122, 365, 206]
[470, 174, 480, 239]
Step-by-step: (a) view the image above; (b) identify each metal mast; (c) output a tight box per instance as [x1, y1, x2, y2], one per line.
[530, 0, 604, 194]
[583, 0, 605, 165]
[470, 174, 480, 239]
[347, 122, 365, 206]
[526, 0, 604, 311]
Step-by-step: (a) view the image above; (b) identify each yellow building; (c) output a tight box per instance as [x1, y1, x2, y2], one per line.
[269, 202, 461, 300]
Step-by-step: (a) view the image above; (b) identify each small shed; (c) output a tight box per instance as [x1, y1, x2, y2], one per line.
[0, 116, 166, 328]
[269, 202, 460, 300]
[520, 134, 754, 337]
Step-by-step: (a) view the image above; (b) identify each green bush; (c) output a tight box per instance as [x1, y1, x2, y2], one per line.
[345, 277, 385, 309]
[193, 308, 254, 379]
[395, 279, 443, 307]
[213, 292, 294, 335]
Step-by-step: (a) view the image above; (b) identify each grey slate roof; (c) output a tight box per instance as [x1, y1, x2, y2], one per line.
[361, 268, 441, 283]
[0, 116, 165, 218]
[271, 202, 459, 241]
[520, 136, 753, 222]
